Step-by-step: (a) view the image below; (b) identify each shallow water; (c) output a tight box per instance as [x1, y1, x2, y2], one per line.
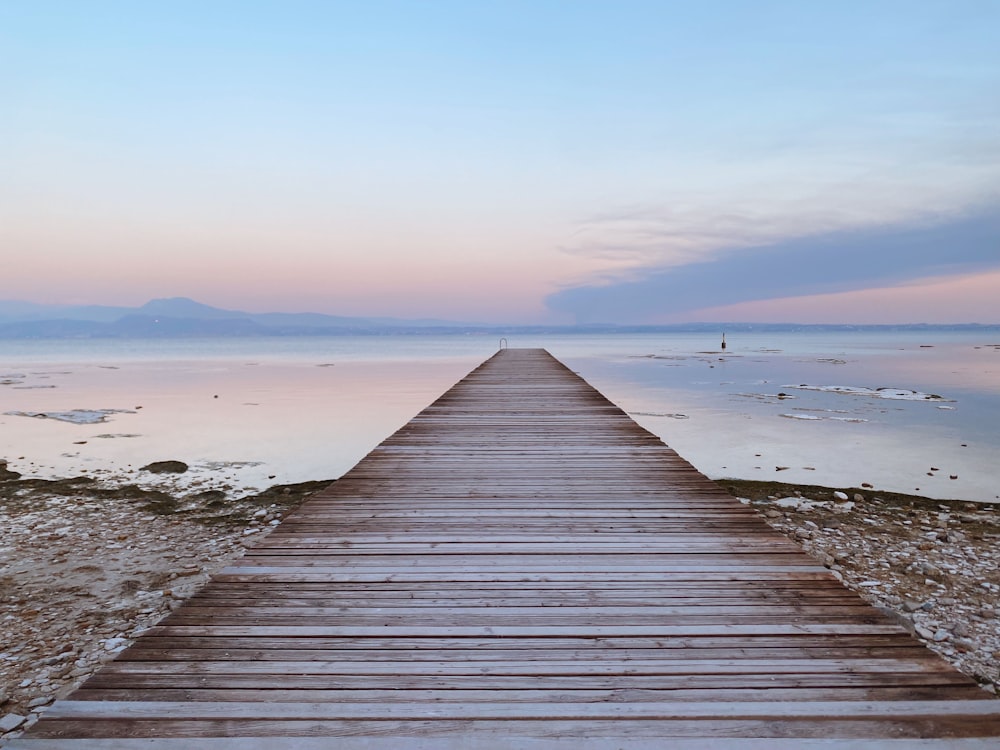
[1, 331, 998, 502]
[549, 331, 1000, 503]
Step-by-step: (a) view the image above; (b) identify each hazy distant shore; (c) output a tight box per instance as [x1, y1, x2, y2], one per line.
[2, 295, 999, 339]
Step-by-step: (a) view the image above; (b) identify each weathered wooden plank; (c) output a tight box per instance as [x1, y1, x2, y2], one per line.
[139, 624, 911, 637]
[183, 585, 862, 598]
[67, 686, 992, 704]
[216, 565, 834, 576]
[74, 671, 981, 691]
[160, 604, 882, 617]
[118, 646, 936, 664]
[175, 600, 861, 613]
[36, 699, 1000, 720]
[17, 716, 1000, 740]
[10, 738, 1000, 749]
[96, 658, 957, 677]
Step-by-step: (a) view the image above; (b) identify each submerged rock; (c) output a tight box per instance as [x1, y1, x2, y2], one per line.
[0, 461, 21, 482]
[140, 461, 188, 474]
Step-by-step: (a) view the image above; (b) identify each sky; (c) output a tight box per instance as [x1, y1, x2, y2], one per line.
[2, 1, 998, 324]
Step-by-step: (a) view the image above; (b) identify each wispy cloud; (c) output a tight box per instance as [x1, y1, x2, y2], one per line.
[546, 210, 1000, 323]
[561, 205, 838, 269]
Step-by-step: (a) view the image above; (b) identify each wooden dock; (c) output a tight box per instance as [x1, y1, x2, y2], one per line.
[12, 348, 1000, 747]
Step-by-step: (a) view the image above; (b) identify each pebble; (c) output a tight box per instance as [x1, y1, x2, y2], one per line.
[102, 638, 129, 653]
[0, 713, 26, 733]
[953, 638, 975, 653]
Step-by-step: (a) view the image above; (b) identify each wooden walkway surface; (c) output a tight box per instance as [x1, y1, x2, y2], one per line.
[12, 348, 1000, 747]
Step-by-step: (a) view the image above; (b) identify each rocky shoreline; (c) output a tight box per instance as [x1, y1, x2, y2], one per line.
[2, 470, 998, 743]
[723, 479, 1000, 694]
[0, 465, 329, 742]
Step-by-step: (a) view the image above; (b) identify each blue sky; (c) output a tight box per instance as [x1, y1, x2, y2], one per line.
[2, 1, 998, 322]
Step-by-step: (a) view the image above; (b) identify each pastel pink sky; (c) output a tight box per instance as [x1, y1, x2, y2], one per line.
[679, 270, 1000, 325]
[3, 3, 999, 324]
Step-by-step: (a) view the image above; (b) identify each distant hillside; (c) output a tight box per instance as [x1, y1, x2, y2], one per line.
[0, 297, 997, 338]
[0, 297, 471, 338]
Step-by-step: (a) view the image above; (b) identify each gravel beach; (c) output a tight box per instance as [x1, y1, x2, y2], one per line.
[1, 469, 998, 743]
[0, 465, 327, 743]
[725, 480, 1000, 694]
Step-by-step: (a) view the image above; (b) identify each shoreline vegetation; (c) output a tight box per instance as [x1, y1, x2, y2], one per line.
[2, 470, 998, 741]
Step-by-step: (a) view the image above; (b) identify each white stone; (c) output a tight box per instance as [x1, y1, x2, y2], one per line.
[103, 637, 128, 652]
[0, 713, 26, 733]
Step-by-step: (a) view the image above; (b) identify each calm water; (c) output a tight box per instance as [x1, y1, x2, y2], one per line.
[1, 331, 998, 502]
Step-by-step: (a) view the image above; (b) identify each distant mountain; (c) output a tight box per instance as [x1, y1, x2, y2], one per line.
[138, 298, 239, 319]
[0, 297, 473, 338]
[1, 297, 997, 339]
[0, 300, 140, 324]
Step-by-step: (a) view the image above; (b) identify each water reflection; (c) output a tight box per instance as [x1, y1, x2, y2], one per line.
[559, 337, 999, 503]
[1, 357, 480, 492]
[1, 332, 997, 502]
